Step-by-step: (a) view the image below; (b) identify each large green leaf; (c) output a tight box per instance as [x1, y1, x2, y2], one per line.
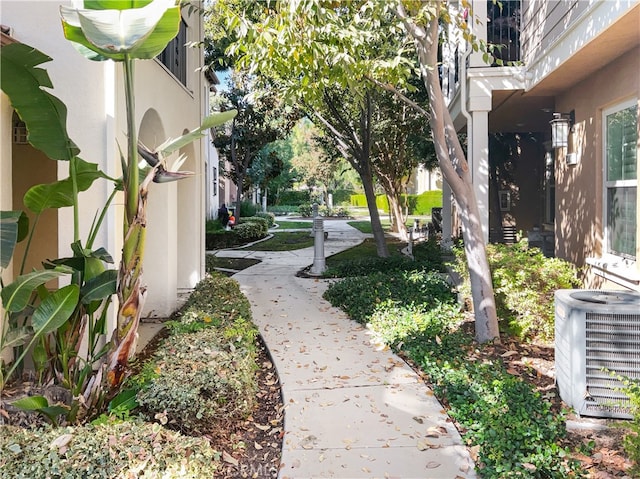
[31, 284, 80, 335]
[11, 396, 70, 425]
[60, 0, 181, 61]
[156, 111, 238, 156]
[80, 269, 117, 304]
[0, 211, 25, 270]
[23, 158, 111, 213]
[1, 326, 30, 350]
[1, 267, 73, 313]
[0, 43, 80, 160]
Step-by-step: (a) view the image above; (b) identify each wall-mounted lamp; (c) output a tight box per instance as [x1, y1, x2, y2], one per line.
[550, 110, 575, 149]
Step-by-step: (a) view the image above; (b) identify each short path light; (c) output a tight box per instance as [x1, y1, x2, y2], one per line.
[310, 217, 326, 275]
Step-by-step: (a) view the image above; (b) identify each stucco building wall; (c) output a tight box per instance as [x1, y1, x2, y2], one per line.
[554, 46, 639, 287]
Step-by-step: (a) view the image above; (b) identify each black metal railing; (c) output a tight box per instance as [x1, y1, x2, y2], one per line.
[487, 0, 521, 64]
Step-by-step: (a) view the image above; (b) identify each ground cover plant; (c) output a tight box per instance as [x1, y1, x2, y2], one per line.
[322, 240, 633, 478]
[0, 273, 283, 478]
[324, 237, 445, 278]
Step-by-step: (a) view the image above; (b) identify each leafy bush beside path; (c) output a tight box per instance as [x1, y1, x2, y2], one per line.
[323, 244, 584, 478]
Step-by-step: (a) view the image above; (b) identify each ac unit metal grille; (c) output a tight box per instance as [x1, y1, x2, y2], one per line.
[585, 311, 640, 416]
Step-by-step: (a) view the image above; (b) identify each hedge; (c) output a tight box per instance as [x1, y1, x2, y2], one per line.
[349, 191, 443, 215]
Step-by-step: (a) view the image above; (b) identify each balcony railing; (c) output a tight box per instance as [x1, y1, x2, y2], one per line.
[487, 0, 521, 64]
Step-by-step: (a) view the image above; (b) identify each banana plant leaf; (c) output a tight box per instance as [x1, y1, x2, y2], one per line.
[80, 269, 117, 304]
[1, 266, 73, 313]
[0, 211, 27, 270]
[0, 43, 80, 161]
[1, 326, 30, 350]
[23, 158, 113, 214]
[31, 284, 80, 335]
[60, 0, 181, 61]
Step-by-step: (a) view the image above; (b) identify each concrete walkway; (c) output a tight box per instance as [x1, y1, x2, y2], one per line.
[215, 218, 477, 479]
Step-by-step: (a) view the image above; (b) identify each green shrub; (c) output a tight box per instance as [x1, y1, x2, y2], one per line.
[412, 237, 447, 268]
[239, 200, 257, 217]
[0, 421, 219, 478]
[375, 194, 388, 211]
[255, 211, 275, 227]
[234, 219, 268, 241]
[133, 275, 257, 436]
[415, 191, 443, 215]
[323, 255, 420, 278]
[298, 203, 312, 217]
[267, 205, 299, 215]
[349, 191, 442, 215]
[349, 194, 367, 207]
[176, 273, 253, 329]
[451, 242, 580, 342]
[136, 326, 257, 435]
[324, 238, 445, 278]
[206, 218, 225, 233]
[277, 190, 310, 206]
[619, 376, 640, 475]
[323, 270, 455, 324]
[331, 189, 355, 205]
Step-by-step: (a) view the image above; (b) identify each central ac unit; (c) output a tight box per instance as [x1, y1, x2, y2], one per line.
[555, 289, 640, 419]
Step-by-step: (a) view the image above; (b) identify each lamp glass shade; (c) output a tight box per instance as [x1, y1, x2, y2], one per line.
[550, 117, 569, 149]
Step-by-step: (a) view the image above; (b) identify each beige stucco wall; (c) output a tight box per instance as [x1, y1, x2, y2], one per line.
[1, 1, 206, 320]
[554, 46, 640, 287]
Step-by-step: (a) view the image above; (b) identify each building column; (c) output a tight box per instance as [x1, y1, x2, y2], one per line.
[469, 109, 490, 243]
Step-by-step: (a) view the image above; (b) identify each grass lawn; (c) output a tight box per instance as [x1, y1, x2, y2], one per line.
[248, 231, 315, 251]
[274, 220, 313, 229]
[325, 237, 405, 266]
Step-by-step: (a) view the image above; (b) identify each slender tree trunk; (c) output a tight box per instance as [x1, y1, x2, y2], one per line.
[397, 3, 500, 343]
[309, 100, 389, 257]
[387, 192, 408, 241]
[360, 162, 389, 257]
[378, 172, 408, 241]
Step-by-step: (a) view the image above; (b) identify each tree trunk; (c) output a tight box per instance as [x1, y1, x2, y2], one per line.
[398, 3, 500, 343]
[309, 97, 389, 257]
[386, 192, 408, 241]
[360, 162, 389, 257]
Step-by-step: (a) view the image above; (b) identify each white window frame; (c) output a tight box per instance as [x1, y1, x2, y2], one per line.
[602, 99, 638, 262]
[590, 97, 639, 291]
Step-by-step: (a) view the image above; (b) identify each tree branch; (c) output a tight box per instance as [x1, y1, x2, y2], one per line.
[366, 75, 431, 120]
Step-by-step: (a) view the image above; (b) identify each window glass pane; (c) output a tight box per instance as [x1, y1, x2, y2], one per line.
[607, 105, 638, 181]
[607, 186, 637, 258]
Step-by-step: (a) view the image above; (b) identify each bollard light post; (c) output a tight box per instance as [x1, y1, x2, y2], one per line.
[310, 217, 326, 275]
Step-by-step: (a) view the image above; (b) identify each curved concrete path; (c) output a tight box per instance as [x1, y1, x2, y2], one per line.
[214, 218, 476, 479]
